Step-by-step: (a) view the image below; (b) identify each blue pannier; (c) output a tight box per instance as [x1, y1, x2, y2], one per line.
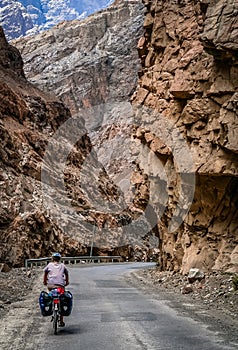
[39, 291, 53, 316]
[60, 291, 73, 316]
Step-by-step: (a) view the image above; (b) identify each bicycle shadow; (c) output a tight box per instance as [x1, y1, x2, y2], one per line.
[55, 324, 81, 335]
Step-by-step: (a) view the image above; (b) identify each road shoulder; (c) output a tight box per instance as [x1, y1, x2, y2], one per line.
[125, 266, 238, 347]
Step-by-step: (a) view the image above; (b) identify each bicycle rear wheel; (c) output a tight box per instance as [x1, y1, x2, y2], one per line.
[53, 310, 58, 335]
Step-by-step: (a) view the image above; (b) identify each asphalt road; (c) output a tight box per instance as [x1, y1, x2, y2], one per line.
[35, 263, 236, 350]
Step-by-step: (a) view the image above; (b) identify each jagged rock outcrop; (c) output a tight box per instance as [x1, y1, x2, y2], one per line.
[0, 25, 143, 267]
[0, 25, 81, 266]
[0, 0, 114, 40]
[200, 0, 238, 60]
[132, 0, 238, 273]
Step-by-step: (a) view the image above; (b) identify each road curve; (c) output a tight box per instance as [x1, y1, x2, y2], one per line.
[35, 262, 236, 350]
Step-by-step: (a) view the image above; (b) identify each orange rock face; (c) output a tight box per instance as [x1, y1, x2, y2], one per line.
[132, 0, 238, 273]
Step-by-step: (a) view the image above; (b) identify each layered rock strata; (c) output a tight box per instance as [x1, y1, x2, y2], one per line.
[132, 0, 238, 273]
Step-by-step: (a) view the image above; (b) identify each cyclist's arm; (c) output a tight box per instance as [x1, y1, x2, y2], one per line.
[64, 269, 69, 286]
[43, 270, 48, 285]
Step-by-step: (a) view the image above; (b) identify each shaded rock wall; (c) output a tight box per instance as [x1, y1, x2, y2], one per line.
[132, 0, 238, 273]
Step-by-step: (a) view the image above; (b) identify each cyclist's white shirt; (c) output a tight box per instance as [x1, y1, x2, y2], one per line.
[44, 262, 68, 286]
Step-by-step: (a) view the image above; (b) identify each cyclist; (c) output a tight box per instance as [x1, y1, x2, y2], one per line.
[43, 252, 69, 327]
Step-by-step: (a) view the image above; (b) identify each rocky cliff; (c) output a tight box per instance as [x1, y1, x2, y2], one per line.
[13, 0, 144, 115]
[132, 0, 238, 273]
[0, 25, 143, 267]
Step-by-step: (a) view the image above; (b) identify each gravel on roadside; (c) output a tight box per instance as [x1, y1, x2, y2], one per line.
[125, 265, 238, 346]
[133, 266, 238, 320]
[0, 267, 43, 319]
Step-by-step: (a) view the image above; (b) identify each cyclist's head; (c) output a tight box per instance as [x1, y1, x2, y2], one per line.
[52, 252, 61, 262]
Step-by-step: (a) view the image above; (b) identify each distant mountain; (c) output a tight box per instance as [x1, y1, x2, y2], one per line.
[0, 0, 114, 40]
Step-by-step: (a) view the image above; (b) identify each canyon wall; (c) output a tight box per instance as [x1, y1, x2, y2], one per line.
[0, 25, 142, 267]
[132, 0, 238, 272]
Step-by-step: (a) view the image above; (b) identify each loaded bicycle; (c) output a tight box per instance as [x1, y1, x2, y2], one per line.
[51, 287, 63, 335]
[39, 253, 73, 334]
[39, 287, 73, 335]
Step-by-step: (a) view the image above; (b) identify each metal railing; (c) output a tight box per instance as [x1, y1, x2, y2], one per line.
[25, 256, 122, 270]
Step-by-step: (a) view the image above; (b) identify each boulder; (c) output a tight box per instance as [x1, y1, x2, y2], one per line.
[0, 263, 11, 273]
[188, 268, 205, 283]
